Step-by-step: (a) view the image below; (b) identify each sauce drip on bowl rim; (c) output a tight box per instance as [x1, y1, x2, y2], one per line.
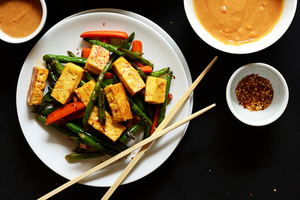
[193, 0, 284, 45]
[0, 0, 42, 38]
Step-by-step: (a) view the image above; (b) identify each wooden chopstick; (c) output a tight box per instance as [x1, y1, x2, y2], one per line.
[101, 56, 218, 200]
[38, 104, 216, 200]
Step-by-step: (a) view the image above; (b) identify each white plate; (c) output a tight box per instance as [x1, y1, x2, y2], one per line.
[16, 11, 193, 187]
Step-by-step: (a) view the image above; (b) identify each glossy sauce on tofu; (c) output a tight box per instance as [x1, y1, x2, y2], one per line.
[193, 0, 284, 45]
[0, 0, 42, 38]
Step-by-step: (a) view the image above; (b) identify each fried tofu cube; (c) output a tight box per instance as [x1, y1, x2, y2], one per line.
[85, 45, 110, 74]
[145, 76, 167, 104]
[51, 62, 84, 105]
[75, 79, 95, 107]
[88, 107, 126, 142]
[104, 83, 132, 122]
[27, 67, 49, 105]
[112, 56, 145, 96]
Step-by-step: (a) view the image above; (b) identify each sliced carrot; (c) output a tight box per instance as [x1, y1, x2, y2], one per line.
[46, 101, 85, 125]
[131, 40, 142, 53]
[100, 37, 111, 44]
[81, 48, 91, 58]
[80, 31, 128, 39]
[150, 104, 161, 136]
[54, 108, 85, 124]
[140, 66, 152, 74]
[104, 72, 115, 79]
[132, 40, 144, 68]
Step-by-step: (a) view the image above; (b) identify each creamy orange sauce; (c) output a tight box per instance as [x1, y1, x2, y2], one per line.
[0, 0, 42, 38]
[193, 0, 284, 45]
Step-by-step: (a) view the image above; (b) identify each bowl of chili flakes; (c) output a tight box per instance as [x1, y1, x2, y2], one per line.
[226, 63, 289, 126]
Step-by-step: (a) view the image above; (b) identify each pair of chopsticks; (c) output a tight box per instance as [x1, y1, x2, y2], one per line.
[38, 56, 218, 200]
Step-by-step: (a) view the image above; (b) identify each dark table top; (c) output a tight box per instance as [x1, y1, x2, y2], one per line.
[2, 1, 300, 200]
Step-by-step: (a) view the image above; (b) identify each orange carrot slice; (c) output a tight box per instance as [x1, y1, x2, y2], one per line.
[46, 101, 85, 125]
[80, 31, 128, 39]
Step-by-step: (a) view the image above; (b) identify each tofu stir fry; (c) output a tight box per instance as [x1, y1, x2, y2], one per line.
[27, 31, 173, 161]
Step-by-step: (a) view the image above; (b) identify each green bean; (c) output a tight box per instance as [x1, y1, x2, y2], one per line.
[103, 78, 114, 86]
[130, 61, 147, 81]
[65, 122, 127, 152]
[78, 131, 118, 156]
[69, 136, 85, 144]
[36, 115, 77, 137]
[118, 122, 144, 143]
[43, 54, 86, 65]
[84, 38, 153, 68]
[45, 62, 58, 86]
[45, 98, 59, 103]
[84, 71, 95, 82]
[120, 48, 154, 68]
[143, 104, 154, 139]
[67, 51, 76, 57]
[83, 38, 126, 56]
[158, 70, 173, 125]
[150, 67, 170, 77]
[132, 95, 146, 113]
[82, 60, 112, 129]
[51, 59, 64, 76]
[128, 96, 152, 127]
[65, 152, 105, 161]
[40, 107, 58, 116]
[98, 87, 106, 126]
[79, 79, 87, 87]
[123, 32, 135, 50]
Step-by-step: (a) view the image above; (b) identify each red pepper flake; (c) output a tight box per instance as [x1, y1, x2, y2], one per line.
[172, 75, 176, 79]
[55, 182, 58, 185]
[236, 74, 274, 111]
[250, 193, 253, 196]
[103, 23, 105, 26]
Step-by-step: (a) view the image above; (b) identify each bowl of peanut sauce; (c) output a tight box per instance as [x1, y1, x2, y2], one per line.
[184, 0, 297, 54]
[0, 0, 47, 44]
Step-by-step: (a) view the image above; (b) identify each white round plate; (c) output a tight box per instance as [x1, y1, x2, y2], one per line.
[16, 12, 192, 187]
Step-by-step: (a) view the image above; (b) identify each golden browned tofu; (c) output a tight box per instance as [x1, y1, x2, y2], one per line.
[104, 83, 132, 122]
[112, 56, 145, 96]
[88, 107, 126, 142]
[85, 45, 110, 74]
[145, 76, 167, 104]
[27, 67, 49, 105]
[75, 79, 95, 107]
[51, 62, 84, 105]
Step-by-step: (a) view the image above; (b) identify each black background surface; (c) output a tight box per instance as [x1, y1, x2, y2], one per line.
[1, 1, 300, 199]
